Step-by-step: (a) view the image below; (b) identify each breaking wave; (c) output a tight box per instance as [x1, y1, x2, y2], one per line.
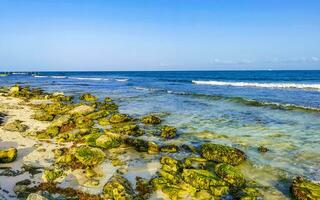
[192, 80, 320, 91]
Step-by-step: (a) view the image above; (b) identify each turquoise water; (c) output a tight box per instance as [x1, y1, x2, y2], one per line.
[1, 71, 320, 198]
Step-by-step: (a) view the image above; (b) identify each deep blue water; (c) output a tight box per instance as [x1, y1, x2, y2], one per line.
[1, 70, 320, 198]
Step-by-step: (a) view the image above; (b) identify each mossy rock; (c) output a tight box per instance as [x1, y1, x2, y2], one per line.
[112, 123, 143, 136]
[104, 97, 113, 102]
[182, 169, 228, 194]
[69, 105, 95, 116]
[50, 115, 72, 127]
[79, 93, 98, 102]
[26, 193, 48, 200]
[214, 163, 245, 187]
[235, 187, 263, 200]
[109, 113, 131, 124]
[103, 175, 135, 200]
[141, 115, 161, 125]
[86, 110, 109, 120]
[98, 118, 110, 126]
[3, 120, 29, 132]
[37, 126, 59, 139]
[42, 168, 63, 182]
[160, 145, 179, 153]
[160, 156, 183, 174]
[96, 132, 123, 149]
[82, 132, 103, 146]
[136, 176, 153, 199]
[74, 146, 106, 166]
[291, 177, 320, 200]
[0, 147, 17, 163]
[10, 85, 21, 93]
[160, 125, 177, 139]
[125, 137, 158, 153]
[75, 116, 94, 129]
[200, 143, 246, 166]
[184, 157, 208, 169]
[32, 111, 54, 121]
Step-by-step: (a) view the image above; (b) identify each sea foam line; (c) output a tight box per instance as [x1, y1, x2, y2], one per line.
[192, 80, 320, 90]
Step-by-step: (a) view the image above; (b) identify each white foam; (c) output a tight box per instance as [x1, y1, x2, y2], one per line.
[69, 77, 106, 81]
[50, 76, 67, 79]
[33, 75, 48, 78]
[115, 78, 128, 82]
[192, 80, 320, 91]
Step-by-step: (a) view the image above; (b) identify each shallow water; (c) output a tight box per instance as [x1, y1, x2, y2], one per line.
[1, 70, 320, 199]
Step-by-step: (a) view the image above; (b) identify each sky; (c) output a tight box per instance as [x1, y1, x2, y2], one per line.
[0, 0, 320, 71]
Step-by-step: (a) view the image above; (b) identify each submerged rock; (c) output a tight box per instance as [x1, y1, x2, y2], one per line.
[3, 120, 29, 132]
[0, 147, 17, 163]
[200, 143, 246, 166]
[160, 125, 177, 139]
[160, 144, 179, 153]
[26, 193, 48, 200]
[291, 176, 320, 200]
[258, 145, 269, 153]
[103, 174, 135, 200]
[74, 146, 106, 166]
[141, 115, 161, 125]
[79, 93, 98, 102]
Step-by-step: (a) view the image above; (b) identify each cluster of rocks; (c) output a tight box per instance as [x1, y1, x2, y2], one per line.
[0, 85, 319, 200]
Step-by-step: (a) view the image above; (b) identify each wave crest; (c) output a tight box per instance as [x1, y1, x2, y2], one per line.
[192, 80, 320, 91]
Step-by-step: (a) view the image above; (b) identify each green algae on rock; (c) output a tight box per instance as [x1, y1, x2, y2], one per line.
[214, 163, 245, 187]
[96, 131, 123, 149]
[32, 111, 54, 121]
[160, 144, 179, 153]
[0, 147, 17, 163]
[160, 125, 177, 139]
[109, 113, 131, 124]
[200, 143, 246, 166]
[103, 174, 135, 200]
[184, 157, 208, 169]
[3, 119, 29, 132]
[291, 176, 320, 200]
[43, 168, 64, 182]
[79, 93, 98, 102]
[74, 146, 106, 166]
[141, 115, 161, 125]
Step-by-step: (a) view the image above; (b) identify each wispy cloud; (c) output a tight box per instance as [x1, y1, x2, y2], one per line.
[210, 57, 320, 65]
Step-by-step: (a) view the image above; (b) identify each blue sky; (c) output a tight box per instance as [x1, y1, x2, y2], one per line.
[0, 0, 319, 71]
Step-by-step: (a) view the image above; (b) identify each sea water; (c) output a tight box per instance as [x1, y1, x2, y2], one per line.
[1, 70, 320, 199]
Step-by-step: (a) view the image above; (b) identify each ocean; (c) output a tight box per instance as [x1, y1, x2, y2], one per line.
[1, 70, 320, 198]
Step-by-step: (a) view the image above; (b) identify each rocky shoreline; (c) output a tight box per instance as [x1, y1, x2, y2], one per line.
[0, 85, 319, 200]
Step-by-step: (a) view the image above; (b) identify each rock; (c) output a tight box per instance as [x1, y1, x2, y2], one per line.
[235, 187, 263, 200]
[0, 147, 17, 163]
[98, 118, 110, 126]
[0, 112, 6, 125]
[74, 146, 106, 166]
[103, 175, 135, 200]
[75, 116, 94, 128]
[160, 156, 183, 174]
[42, 168, 63, 182]
[69, 105, 94, 116]
[125, 137, 159, 153]
[3, 120, 29, 132]
[291, 176, 320, 200]
[141, 115, 161, 125]
[184, 157, 208, 169]
[26, 193, 48, 200]
[258, 145, 269, 153]
[96, 132, 123, 149]
[136, 176, 153, 199]
[109, 113, 131, 124]
[160, 125, 177, 139]
[79, 93, 97, 101]
[112, 123, 143, 136]
[50, 115, 71, 127]
[200, 143, 246, 166]
[13, 179, 31, 194]
[10, 85, 20, 93]
[32, 111, 54, 121]
[104, 97, 113, 102]
[160, 144, 179, 153]
[214, 163, 245, 187]
[82, 132, 103, 146]
[182, 169, 228, 196]
[86, 110, 109, 120]
[85, 168, 97, 178]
